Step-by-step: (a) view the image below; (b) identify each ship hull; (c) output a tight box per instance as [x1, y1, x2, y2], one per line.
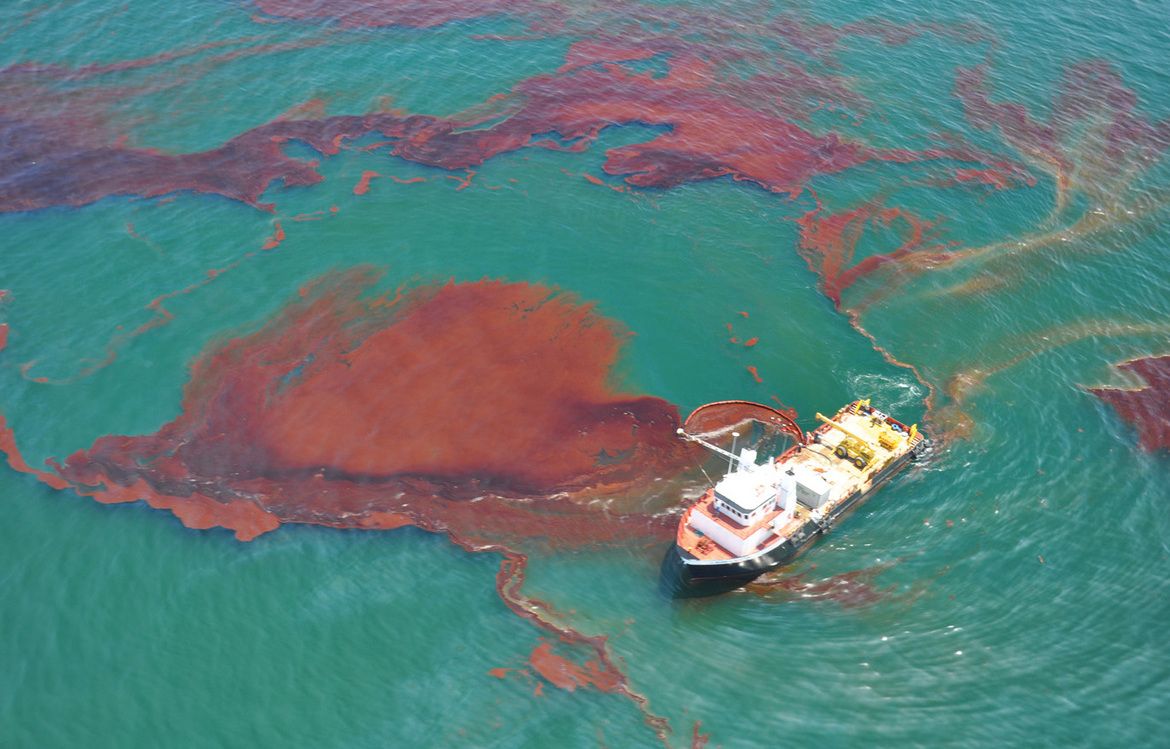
[665, 440, 923, 598]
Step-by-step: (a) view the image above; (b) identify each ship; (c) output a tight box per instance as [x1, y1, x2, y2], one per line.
[665, 399, 926, 596]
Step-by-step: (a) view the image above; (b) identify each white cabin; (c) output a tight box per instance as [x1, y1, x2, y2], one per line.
[684, 448, 800, 557]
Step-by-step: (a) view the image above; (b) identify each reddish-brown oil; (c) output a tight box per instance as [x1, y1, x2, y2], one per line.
[0, 27, 1015, 216]
[25, 270, 693, 543]
[352, 170, 380, 195]
[793, 197, 951, 309]
[1090, 355, 1170, 452]
[528, 641, 623, 693]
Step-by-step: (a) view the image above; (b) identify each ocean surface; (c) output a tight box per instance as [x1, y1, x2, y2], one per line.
[2, 1, 1169, 746]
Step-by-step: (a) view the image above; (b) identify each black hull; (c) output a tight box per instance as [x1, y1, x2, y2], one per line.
[660, 534, 811, 598]
[663, 444, 922, 598]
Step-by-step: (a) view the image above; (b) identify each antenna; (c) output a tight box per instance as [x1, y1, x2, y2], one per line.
[729, 431, 740, 472]
[699, 465, 716, 488]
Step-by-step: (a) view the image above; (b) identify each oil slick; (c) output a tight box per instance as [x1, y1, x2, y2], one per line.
[0, 269, 699, 740]
[1089, 355, 1170, 452]
[3, 270, 689, 540]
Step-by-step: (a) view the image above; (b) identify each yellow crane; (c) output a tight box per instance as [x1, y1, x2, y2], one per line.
[815, 411, 876, 469]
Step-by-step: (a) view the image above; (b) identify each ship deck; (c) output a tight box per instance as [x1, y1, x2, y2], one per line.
[677, 402, 923, 563]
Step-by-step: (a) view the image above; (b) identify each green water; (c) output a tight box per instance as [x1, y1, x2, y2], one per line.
[2, 1, 1169, 746]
